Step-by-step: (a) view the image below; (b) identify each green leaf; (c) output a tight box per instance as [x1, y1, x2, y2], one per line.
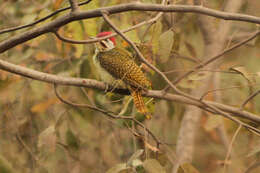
[143, 159, 166, 173]
[66, 129, 80, 150]
[0, 155, 15, 173]
[67, 21, 84, 58]
[158, 30, 174, 63]
[151, 21, 162, 55]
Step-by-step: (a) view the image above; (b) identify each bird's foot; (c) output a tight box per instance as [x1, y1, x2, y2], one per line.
[104, 83, 110, 93]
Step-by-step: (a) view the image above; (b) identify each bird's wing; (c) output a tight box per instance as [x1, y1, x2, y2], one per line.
[97, 48, 151, 89]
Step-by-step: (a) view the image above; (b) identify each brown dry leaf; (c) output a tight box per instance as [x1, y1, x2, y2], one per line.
[0, 71, 8, 80]
[53, 0, 64, 10]
[145, 141, 160, 152]
[31, 98, 58, 113]
[35, 51, 55, 61]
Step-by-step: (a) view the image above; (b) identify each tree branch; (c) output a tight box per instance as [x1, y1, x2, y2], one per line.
[54, 84, 162, 145]
[0, 0, 92, 35]
[1, 2, 260, 53]
[168, 30, 260, 88]
[53, 8, 163, 44]
[0, 58, 260, 124]
[69, 0, 80, 12]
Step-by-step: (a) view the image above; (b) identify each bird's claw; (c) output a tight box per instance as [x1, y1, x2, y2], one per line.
[104, 83, 110, 93]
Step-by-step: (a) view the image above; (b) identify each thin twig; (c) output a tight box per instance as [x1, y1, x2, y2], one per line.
[166, 30, 260, 89]
[244, 161, 260, 173]
[54, 83, 131, 119]
[223, 124, 242, 173]
[200, 100, 260, 134]
[240, 90, 260, 110]
[200, 83, 257, 101]
[54, 84, 162, 144]
[2, 3, 260, 53]
[163, 69, 237, 74]
[16, 134, 39, 163]
[0, 0, 92, 35]
[53, 6, 164, 44]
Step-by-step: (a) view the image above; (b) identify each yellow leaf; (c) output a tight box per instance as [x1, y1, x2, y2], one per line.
[31, 98, 58, 113]
[151, 21, 162, 55]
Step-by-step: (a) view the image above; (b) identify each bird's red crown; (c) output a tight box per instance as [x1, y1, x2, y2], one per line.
[97, 31, 116, 45]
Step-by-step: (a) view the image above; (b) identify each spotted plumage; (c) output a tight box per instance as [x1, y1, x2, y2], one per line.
[96, 47, 151, 90]
[93, 31, 152, 119]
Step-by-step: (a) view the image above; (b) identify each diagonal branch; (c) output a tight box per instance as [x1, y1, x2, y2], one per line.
[240, 89, 260, 110]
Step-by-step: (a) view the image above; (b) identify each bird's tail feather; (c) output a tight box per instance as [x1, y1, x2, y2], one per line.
[130, 88, 151, 119]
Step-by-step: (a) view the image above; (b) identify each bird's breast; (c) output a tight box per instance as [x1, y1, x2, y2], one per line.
[93, 49, 126, 88]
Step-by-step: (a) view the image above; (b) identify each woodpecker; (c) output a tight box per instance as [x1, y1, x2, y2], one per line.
[93, 31, 152, 119]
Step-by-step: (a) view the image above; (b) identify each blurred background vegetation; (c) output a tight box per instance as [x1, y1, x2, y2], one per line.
[1, 0, 260, 172]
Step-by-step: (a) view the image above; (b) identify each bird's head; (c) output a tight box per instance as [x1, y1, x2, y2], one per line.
[95, 31, 116, 51]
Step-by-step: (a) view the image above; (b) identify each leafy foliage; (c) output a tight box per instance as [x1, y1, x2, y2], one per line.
[0, 0, 260, 173]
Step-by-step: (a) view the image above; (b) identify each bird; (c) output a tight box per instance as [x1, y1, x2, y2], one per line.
[93, 31, 152, 119]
